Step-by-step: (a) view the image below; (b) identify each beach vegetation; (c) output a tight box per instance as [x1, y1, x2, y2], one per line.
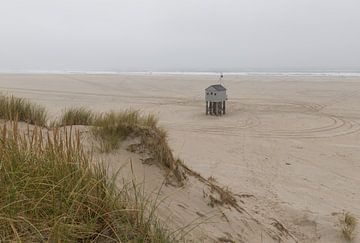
[91, 110, 186, 184]
[57, 107, 94, 126]
[340, 212, 357, 241]
[0, 122, 171, 242]
[0, 94, 47, 126]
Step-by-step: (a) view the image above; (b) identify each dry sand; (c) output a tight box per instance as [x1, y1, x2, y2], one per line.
[0, 74, 359, 242]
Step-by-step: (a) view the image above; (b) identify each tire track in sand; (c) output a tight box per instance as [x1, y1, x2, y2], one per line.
[169, 99, 360, 139]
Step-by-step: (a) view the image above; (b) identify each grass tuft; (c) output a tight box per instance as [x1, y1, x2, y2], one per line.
[0, 122, 171, 242]
[340, 212, 357, 241]
[57, 107, 94, 126]
[91, 110, 144, 152]
[0, 95, 47, 126]
[91, 110, 186, 184]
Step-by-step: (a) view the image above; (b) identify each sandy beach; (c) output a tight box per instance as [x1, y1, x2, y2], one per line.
[0, 73, 359, 242]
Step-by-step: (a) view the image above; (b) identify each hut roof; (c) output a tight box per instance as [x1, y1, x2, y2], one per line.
[206, 84, 226, 91]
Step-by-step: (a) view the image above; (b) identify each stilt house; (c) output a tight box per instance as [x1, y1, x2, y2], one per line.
[205, 84, 227, 116]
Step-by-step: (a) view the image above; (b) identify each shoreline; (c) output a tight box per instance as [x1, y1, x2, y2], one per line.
[1, 71, 360, 77]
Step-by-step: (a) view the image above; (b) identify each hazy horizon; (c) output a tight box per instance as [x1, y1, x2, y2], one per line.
[1, 0, 360, 72]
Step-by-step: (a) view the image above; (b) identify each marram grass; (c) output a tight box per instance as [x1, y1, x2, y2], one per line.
[0, 122, 171, 242]
[91, 110, 158, 152]
[91, 110, 186, 184]
[57, 107, 95, 127]
[0, 95, 186, 240]
[0, 95, 47, 126]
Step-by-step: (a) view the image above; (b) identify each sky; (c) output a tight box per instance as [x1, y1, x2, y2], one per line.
[1, 0, 360, 72]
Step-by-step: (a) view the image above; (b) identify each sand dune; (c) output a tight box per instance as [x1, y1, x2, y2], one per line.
[0, 73, 359, 242]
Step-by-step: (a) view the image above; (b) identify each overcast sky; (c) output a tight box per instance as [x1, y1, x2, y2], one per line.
[1, 0, 360, 72]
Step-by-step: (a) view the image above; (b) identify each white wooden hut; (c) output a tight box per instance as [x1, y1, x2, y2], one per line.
[205, 84, 227, 116]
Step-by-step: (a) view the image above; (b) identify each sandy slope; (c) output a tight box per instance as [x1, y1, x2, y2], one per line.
[0, 74, 359, 242]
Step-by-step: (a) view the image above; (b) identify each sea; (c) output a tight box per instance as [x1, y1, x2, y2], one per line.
[1, 70, 360, 77]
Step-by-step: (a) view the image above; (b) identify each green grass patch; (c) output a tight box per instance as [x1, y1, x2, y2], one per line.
[57, 107, 94, 126]
[0, 95, 47, 126]
[0, 123, 171, 242]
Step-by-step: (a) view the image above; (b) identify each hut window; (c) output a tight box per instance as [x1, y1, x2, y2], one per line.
[206, 92, 209, 95]
[210, 92, 213, 95]
[214, 93, 216, 95]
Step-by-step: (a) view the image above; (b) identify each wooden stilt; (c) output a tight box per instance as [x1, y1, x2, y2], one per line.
[219, 102, 222, 116]
[206, 100, 226, 116]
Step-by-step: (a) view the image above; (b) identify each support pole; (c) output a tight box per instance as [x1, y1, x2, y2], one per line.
[209, 102, 212, 115]
[206, 101, 209, 115]
[220, 102, 222, 116]
[223, 100, 226, 115]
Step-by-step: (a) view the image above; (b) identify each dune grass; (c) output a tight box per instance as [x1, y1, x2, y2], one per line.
[91, 110, 186, 184]
[91, 110, 157, 152]
[0, 122, 171, 242]
[0, 94, 245, 241]
[340, 212, 357, 241]
[57, 107, 94, 127]
[0, 95, 47, 126]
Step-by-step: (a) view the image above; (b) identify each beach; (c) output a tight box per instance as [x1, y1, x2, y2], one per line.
[0, 73, 359, 242]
